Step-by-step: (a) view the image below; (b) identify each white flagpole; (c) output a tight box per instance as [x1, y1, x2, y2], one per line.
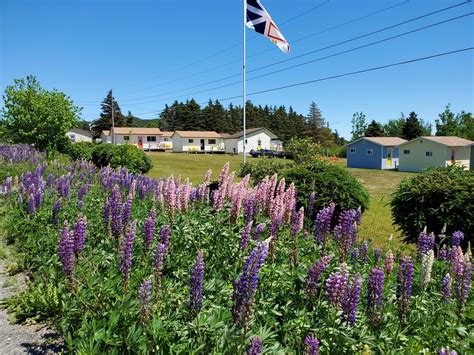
[242, 0, 247, 163]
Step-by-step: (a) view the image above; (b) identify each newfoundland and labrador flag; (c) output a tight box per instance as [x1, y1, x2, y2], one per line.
[246, 0, 290, 54]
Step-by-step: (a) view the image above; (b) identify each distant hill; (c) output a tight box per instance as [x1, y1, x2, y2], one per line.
[131, 116, 160, 128]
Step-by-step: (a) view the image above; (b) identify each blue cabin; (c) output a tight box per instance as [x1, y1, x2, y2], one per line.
[346, 137, 407, 170]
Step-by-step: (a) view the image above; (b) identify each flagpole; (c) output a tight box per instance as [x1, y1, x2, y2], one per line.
[242, 0, 247, 164]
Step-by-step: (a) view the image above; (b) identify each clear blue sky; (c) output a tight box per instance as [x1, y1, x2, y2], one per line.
[1, 0, 473, 139]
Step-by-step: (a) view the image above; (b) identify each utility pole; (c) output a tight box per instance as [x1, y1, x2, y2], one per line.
[111, 89, 115, 145]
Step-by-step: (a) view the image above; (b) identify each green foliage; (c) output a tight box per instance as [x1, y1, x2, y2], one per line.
[280, 162, 370, 215]
[91, 90, 127, 138]
[90, 144, 153, 173]
[67, 142, 96, 161]
[285, 137, 320, 164]
[383, 117, 405, 137]
[401, 112, 431, 140]
[239, 159, 289, 182]
[0, 75, 81, 157]
[435, 104, 473, 140]
[365, 120, 385, 137]
[391, 165, 474, 244]
[351, 112, 367, 141]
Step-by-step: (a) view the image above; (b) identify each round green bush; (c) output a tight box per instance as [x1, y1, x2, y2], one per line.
[391, 165, 473, 244]
[67, 142, 95, 161]
[91, 144, 153, 174]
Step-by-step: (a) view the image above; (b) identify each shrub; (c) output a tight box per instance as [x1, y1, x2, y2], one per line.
[239, 158, 289, 182]
[280, 162, 370, 219]
[67, 142, 95, 161]
[285, 137, 321, 164]
[391, 165, 473, 244]
[91, 144, 153, 174]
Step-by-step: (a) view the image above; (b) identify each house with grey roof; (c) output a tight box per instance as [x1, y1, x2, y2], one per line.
[222, 127, 279, 154]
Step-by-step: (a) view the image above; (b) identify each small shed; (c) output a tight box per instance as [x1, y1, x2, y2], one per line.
[171, 131, 224, 152]
[346, 137, 407, 170]
[398, 136, 473, 172]
[223, 127, 278, 154]
[67, 128, 93, 143]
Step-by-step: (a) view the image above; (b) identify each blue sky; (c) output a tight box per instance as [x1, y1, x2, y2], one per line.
[1, 0, 473, 139]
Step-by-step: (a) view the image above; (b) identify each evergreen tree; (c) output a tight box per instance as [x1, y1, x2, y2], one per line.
[351, 111, 367, 140]
[365, 120, 385, 137]
[306, 101, 325, 142]
[92, 90, 126, 137]
[401, 111, 423, 140]
[126, 110, 135, 127]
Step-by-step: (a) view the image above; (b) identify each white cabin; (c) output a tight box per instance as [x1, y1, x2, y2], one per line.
[171, 131, 225, 152]
[67, 128, 93, 143]
[223, 127, 279, 154]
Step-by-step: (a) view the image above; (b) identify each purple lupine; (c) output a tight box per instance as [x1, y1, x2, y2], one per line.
[143, 208, 156, 250]
[240, 221, 253, 251]
[51, 199, 62, 225]
[453, 254, 472, 313]
[374, 248, 382, 264]
[438, 349, 457, 355]
[110, 185, 123, 241]
[153, 242, 169, 305]
[159, 225, 171, 250]
[313, 202, 335, 249]
[138, 279, 152, 324]
[232, 239, 270, 327]
[253, 223, 265, 241]
[247, 336, 262, 355]
[28, 193, 36, 215]
[441, 274, 452, 303]
[292, 207, 305, 237]
[34, 188, 43, 209]
[438, 245, 448, 260]
[333, 209, 356, 242]
[244, 192, 255, 224]
[122, 193, 133, 226]
[342, 274, 362, 327]
[73, 214, 87, 257]
[359, 240, 368, 263]
[451, 231, 464, 247]
[189, 250, 205, 313]
[384, 250, 394, 275]
[166, 176, 176, 223]
[367, 268, 384, 325]
[417, 230, 435, 257]
[5, 176, 12, 195]
[58, 221, 74, 278]
[78, 184, 88, 201]
[304, 335, 319, 355]
[324, 266, 349, 308]
[396, 256, 414, 322]
[119, 220, 136, 290]
[18, 193, 23, 205]
[351, 247, 359, 264]
[305, 255, 333, 299]
[307, 192, 316, 218]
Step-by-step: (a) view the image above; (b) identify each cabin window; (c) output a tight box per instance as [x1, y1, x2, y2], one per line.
[69, 134, 76, 142]
[164, 138, 169, 142]
[147, 136, 157, 142]
[403, 149, 410, 154]
[123, 136, 130, 141]
[426, 151, 433, 157]
[208, 139, 216, 144]
[350, 148, 356, 154]
[188, 139, 194, 143]
[245, 139, 248, 144]
[258, 139, 262, 146]
[451, 150, 455, 160]
[366, 149, 373, 156]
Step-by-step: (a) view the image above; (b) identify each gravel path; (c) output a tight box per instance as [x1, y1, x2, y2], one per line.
[0, 258, 62, 354]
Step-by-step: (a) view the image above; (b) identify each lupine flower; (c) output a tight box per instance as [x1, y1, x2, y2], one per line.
[438, 348, 457, 355]
[451, 231, 464, 247]
[333, 209, 356, 242]
[159, 225, 171, 250]
[52, 199, 62, 224]
[342, 274, 362, 327]
[253, 223, 265, 241]
[28, 193, 36, 215]
[417, 231, 435, 257]
[304, 335, 319, 355]
[78, 184, 88, 201]
[373, 248, 382, 264]
[313, 203, 335, 248]
[438, 245, 448, 260]
[367, 268, 384, 325]
[189, 250, 205, 312]
[396, 256, 414, 322]
[119, 220, 136, 289]
[73, 214, 87, 257]
[230, 186, 245, 223]
[324, 265, 349, 308]
[244, 192, 255, 224]
[359, 240, 368, 263]
[292, 207, 304, 237]
[240, 221, 253, 251]
[166, 176, 176, 223]
[34, 188, 43, 209]
[58, 221, 74, 278]
[143, 208, 156, 250]
[138, 279, 152, 324]
[305, 255, 333, 299]
[307, 192, 316, 218]
[110, 185, 123, 241]
[247, 336, 262, 355]
[420, 250, 434, 287]
[153, 242, 169, 304]
[5, 176, 12, 195]
[441, 274, 452, 303]
[122, 193, 133, 226]
[384, 250, 394, 275]
[453, 253, 472, 313]
[232, 239, 270, 327]
[18, 193, 23, 205]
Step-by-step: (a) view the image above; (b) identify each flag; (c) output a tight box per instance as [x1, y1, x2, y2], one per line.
[246, 0, 290, 54]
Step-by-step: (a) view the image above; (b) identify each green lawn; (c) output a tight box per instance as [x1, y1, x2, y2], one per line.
[147, 152, 414, 251]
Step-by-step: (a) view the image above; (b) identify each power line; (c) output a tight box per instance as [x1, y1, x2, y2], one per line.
[120, 12, 472, 107]
[108, 0, 410, 101]
[133, 47, 473, 116]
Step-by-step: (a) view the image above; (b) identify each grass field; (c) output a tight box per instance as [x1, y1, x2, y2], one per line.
[147, 152, 414, 250]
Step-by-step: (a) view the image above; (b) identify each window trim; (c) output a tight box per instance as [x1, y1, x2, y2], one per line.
[188, 139, 194, 143]
[123, 136, 130, 141]
[366, 149, 373, 156]
[403, 149, 410, 155]
[147, 136, 157, 142]
[349, 147, 356, 154]
[208, 139, 216, 144]
[426, 151, 433, 157]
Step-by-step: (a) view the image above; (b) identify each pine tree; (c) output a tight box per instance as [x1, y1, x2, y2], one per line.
[365, 120, 385, 137]
[92, 90, 126, 137]
[306, 101, 325, 141]
[401, 111, 424, 140]
[126, 110, 135, 127]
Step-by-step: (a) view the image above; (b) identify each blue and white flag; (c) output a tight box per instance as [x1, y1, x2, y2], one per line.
[246, 0, 290, 54]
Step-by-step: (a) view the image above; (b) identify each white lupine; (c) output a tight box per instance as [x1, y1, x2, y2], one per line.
[420, 250, 435, 287]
